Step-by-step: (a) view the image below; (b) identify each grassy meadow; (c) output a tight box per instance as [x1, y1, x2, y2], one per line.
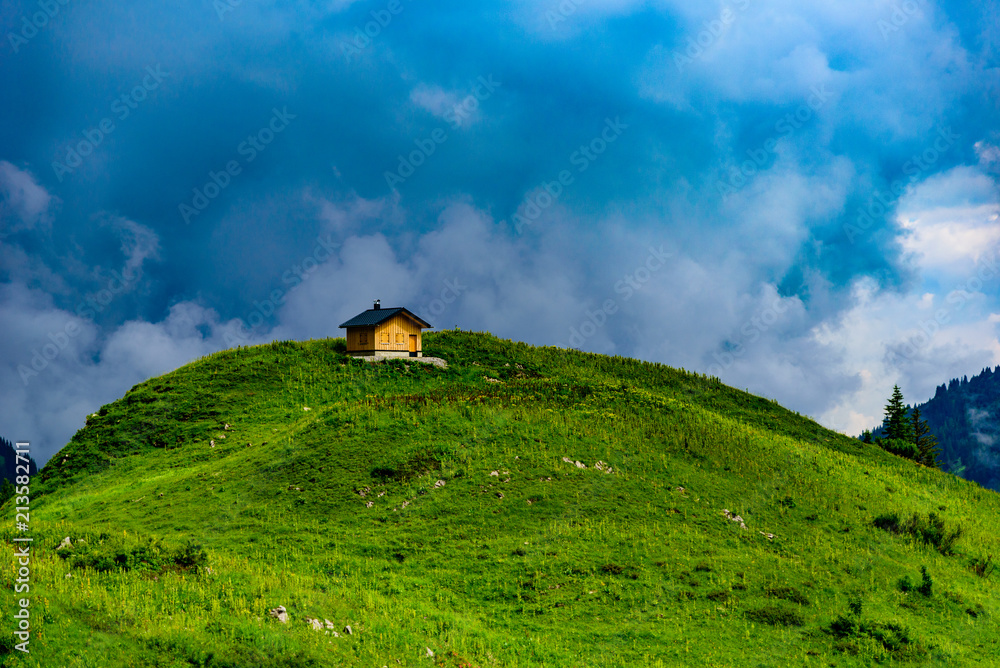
[2, 330, 998, 666]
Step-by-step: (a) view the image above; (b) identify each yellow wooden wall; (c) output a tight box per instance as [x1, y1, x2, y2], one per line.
[345, 313, 422, 352]
[346, 326, 376, 351]
[374, 313, 422, 352]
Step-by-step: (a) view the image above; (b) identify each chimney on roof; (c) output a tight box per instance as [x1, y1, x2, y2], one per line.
[373, 299, 380, 310]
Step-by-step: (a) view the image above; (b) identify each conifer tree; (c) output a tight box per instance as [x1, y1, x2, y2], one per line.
[912, 407, 940, 468]
[882, 385, 911, 441]
[861, 429, 873, 444]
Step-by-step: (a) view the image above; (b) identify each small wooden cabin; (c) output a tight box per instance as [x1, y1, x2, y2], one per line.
[339, 301, 432, 358]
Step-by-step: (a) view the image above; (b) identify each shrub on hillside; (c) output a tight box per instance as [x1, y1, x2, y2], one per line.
[58, 536, 208, 574]
[828, 607, 926, 660]
[371, 445, 450, 482]
[873, 511, 963, 555]
[968, 555, 995, 579]
[745, 605, 804, 626]
[764, 585, 810, 605]
[877, 438, 920, 461]
[898, 566, 933, 596]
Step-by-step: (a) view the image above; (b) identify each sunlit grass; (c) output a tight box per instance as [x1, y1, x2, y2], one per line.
[2, 330, 997, 666]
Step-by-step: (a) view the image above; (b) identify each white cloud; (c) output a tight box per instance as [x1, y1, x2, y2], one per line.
[898, 204, 1000, 272]
[106, 216, 162, 278]
[896, 166, 1000, 275]
[0, 161, 53, 233]
[409, 84, 483, 128]
[814, 275, 1000, 436]
[975, 141, 1000, 166]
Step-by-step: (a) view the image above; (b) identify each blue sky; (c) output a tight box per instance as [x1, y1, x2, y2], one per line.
[1, 0, 998, 465]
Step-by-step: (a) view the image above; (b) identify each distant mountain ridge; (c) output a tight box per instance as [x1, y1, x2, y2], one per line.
[0, 435, 38, 483]
[919, 367, 1000, 491]
[869, 367, 1000, 491]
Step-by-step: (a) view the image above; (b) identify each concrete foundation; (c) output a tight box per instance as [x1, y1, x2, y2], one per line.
[349, 350, 422, 359]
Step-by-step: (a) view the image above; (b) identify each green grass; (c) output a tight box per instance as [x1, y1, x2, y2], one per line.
[2, 330, 998, 666]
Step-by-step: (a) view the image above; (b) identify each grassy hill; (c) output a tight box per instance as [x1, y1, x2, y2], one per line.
[3, 330, 998, 667]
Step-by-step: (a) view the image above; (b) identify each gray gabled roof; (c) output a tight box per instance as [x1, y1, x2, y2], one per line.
[338, 307, 432, 329]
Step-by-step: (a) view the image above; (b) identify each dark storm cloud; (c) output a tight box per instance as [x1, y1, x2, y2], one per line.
[1, 0, 998, 462]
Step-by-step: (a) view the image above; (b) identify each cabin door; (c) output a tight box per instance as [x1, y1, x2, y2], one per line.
[409, 334, 417, 356]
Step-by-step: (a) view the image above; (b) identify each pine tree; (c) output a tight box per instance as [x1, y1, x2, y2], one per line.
[861, 429, 873, 444]
[883, 385, 911, 441]
[912, 407, 940, 468]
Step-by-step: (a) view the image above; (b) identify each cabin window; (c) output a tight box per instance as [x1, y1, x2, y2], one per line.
[380, 332, 390, 343]
[396, 333, 405, 343]
[359, 332, 368, 345]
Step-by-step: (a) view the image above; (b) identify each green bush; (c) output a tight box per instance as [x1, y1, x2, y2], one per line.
[58, 536, 208, 574]
[764, 585, 810, 605]
[745, 605, 804, 626]
[897, 567, 932, 596]
[371, 445, 450, 482]
[968, 555, 995, 579]
[877, 438, 920, 460]
[873, 511, 963, 555]
[706, 590, 731, 603]
[917, 566, 933, 596]
[176, 540, 209, 570]
[829, 613, 924, 659]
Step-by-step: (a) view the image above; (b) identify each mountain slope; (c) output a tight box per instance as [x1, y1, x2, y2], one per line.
[4, 331, 998, 667]
[918, 368, 1000, 490]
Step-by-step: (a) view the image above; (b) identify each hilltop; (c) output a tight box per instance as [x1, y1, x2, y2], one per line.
[3, 331, 998, 667]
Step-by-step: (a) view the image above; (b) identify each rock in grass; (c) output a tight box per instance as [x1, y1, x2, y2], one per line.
[343, 624, 353, 635]
[57, 537, 72, 550]
[269, 606, 288, 623]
